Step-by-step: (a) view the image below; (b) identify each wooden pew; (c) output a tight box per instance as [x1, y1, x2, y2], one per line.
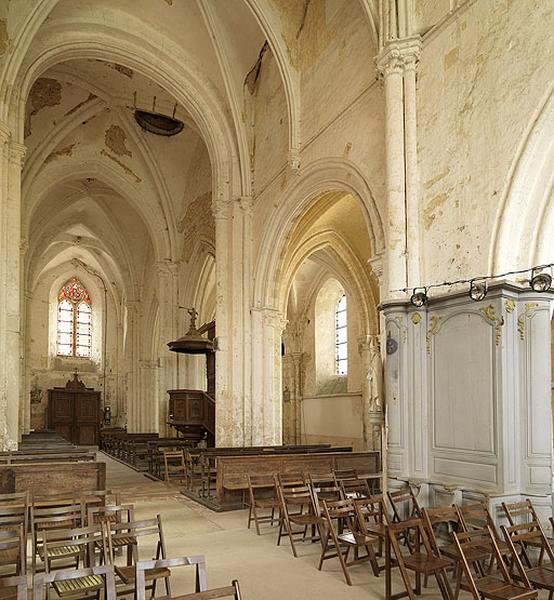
[213, 451, 381, 510]
[0, 461, 106, 495]
[0, 451, 96, 465]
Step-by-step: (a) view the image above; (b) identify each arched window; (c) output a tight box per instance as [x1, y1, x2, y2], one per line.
[57, 277, 92, 358]
[335, 293, 347, 375]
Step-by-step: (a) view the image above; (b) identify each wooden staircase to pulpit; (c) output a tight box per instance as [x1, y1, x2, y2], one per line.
[167, 389, 215, 447]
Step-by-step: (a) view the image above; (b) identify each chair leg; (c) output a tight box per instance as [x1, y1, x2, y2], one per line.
[253, 506, 261, 536]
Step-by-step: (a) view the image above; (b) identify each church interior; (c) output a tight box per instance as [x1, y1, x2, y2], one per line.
[0, 0, 553, 598]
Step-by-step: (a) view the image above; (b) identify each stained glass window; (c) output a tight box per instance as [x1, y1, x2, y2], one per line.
[335, 294, 347, 375]
[56, 278, 92, 358]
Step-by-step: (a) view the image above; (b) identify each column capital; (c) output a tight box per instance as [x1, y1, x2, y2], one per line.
[234, 195, 253, 215]
[367, 253, 385, 285]
[9, 141, 27, 167]
[156, 259, 178, 277]
[252, 306, 288, 334]
[212, 198, 232, 220]
[376, 36, 421, 77]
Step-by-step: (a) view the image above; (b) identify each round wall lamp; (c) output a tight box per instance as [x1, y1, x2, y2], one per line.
[530, 267, 552, 292]
[410, 288, 428, 307]
[469, 279, 488, 301]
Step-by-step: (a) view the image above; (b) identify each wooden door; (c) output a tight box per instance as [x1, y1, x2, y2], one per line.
[48, 391, 74, 443]
[74, 393, 100, 445]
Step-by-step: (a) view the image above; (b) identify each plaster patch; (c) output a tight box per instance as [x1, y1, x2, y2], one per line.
[424, 167, 450, 189]
[268, 0, 336, 70]
[178, 192, 214, 262]
[64, 93, 97, 117]
[423, 192, 450, 230]
[105, 125, 132, 157]
[100, 149, 141, 183]
[343, 142, 352, 158]
[28, 78, 62, 117]
[0, 19, 8, 56]
[444, 47, 459, 69]
[45, 143, 76, 164]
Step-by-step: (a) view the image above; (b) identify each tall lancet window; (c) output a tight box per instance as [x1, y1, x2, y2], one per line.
[57, 277, 92, 358]
[335, 293, 347, 375]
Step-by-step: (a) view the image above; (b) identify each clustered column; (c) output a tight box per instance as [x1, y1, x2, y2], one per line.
[0, 123, 25, 450]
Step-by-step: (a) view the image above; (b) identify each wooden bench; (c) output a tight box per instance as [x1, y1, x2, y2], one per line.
[0, 451, 96, 465]
[146, 439, 195, 479]
[213, 451, 381, 510]
[0, 461, 106, 495]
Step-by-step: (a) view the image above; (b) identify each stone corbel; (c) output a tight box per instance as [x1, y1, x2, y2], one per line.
[212, 198, 232, 221]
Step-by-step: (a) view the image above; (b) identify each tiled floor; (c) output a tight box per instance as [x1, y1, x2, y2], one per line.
[100, 452, 450, 600]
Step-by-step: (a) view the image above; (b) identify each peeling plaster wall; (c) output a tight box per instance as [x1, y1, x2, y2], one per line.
[417, 0, 554, 282]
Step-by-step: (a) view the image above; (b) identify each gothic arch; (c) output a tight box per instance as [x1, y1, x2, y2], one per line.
[490, 86, 554, 272]
[253, 157, 384, 311]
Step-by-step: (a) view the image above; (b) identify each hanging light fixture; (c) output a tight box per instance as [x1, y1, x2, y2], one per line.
[530, 267, 552, 292]
[410, 287, 428, 307]
[469, 279, 488, 301]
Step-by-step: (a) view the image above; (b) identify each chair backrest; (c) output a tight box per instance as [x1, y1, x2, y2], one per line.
[276, 474, 317, 517]
[0, 503, 28, 535]
[501, 520, 554, 574]
[354, 496, 388, 533]
[452, 527, 512, 598]
[87, 503, 134, 527]
[163, 450, 186, 483]
[0, 491, 29, 506]
[387, 518, 436, 558]
[169, 581, 242, 600]
[247, 474, 276, 503]
[33, 565, 116, 600]
[421, 505, 461, 553]
[104, 515, 166, 565]
[456, 501, 502, 540]
[135, 555, 207, 600]
[0, 575, 28, 600]
[387, 486, 422, 522]
[321, 498, 357, 533]
[308, 474, 341, 504]
[501, 498, 538, 526]
[42, 525, 102, 571]
[32, 502, 83, 533]
[0, 525, 25, 575]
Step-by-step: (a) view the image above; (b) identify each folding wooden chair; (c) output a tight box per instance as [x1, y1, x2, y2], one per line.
[354, 496, 389, 557]
[33, 565, 116, 600]
[31, 502, 83, 573]
[135, 555, 207, 600]
[452, 527, 537, 600]
[385, 518, 453, 600]
[0, 505, 28, 567]
[501, 499, 554, 566]
[387, 486, 422, 523]
[276, 474, 325, 558]
[0, 574, 28, 600]
[246, 474, 279, 535]
[501, 520, 554, 599]
[319, 497, 381, 584]
[163, 450, 187, 485]
[0, 525, 26, 576]
[41, 525, 102, 574]
[87, 504, 135, 566]
[184, 451, 203, 493]
[103, 515, 171, 597]
[334, 470, 371, 500]
[457, 502, 511, 561]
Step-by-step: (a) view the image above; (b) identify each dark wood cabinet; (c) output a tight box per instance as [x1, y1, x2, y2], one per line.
[48, 375, 101, 445]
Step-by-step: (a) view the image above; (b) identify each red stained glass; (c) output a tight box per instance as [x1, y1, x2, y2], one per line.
[58, 277, 91, 305]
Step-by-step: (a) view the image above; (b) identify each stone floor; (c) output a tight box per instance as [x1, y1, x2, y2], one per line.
[101, 452, 448, 600]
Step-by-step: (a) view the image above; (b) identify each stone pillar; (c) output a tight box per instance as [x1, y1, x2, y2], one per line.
[251, 307, 286, 446]
[124, 300, 141, 432]
[382, 284, 553, 521]
[213, 196, 253, 446]
[376, 36, 421, 295]
[157, 260, 179, 436]
[0, 124, 25, 449]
